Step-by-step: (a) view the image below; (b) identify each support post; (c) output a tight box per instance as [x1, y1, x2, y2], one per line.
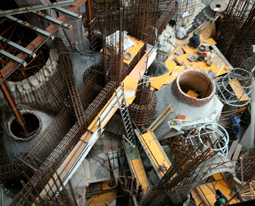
[0, 81, 29, 134]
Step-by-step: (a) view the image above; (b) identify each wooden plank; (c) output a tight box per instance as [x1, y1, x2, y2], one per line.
[136, 130, 171, 178]
[211, 45, 234, 70]
[229, 78, 249, 101]
[123, 36, 145, 65]
[148, 104, 174, 131]
[191, 189, 204, 206]
[202, 38, 217, 45]
[232, 144, 242, 161]
[187, 90, 198, 98]
[164, 61, 176, 73]
[195, 186, 210, 206]
[227, 140, 239, 159]
[164, 75, 176, 85]
[150, 72, 171, 90]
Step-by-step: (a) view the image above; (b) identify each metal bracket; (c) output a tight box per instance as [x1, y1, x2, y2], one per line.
[31, 11, 71, 30]
[5, 15, 54, 39]
[53, 7, 82, 19]
[0, 36, 36, 58]
[0, 50, 27, 67]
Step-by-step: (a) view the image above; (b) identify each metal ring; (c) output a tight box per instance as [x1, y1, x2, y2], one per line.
[123, 52, 132, 60]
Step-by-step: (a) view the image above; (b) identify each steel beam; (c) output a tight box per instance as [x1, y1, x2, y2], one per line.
[0, 0, 87, 83]
[0, 50, 27, 67]
[53, 7, 82, 19]
[5, 15, 53, 39]
[0, 0, 75, 17]
[0, 81, 29, 134]
[0, 36, 36, 58]
[31, 11, 71, 30]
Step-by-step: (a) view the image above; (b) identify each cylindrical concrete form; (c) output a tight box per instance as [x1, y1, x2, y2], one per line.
[0, 49, 68, 114]
[173, 69, 215, 107]
[2, 110, 55, 163]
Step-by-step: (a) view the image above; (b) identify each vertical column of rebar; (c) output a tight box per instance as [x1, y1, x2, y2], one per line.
[134, 78, 152, 105]
[217, 0, 255, 57]
[101, 3, 125, 84]
[224, 4, 255, 69]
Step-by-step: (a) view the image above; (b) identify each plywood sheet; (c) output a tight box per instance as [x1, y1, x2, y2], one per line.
[229, 78, 249, 101]
[130, 159, 149, 189]
[175, 66, 185, 72]
[187, 90, 198, 98]
[183, 45, 197, 54]
[123, 36, 145, 65]
[88, 192, 116, 206]
[164, 44, 184, 64]
[150, 71, 171, 90]
[164, 61, 177, 73]
[164, 75, 176, 85]
[202, 38, 217, 45]
[192, 179, 239, 206]
[140, 131, 171, 176]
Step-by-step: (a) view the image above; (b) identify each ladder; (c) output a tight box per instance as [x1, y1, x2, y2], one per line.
[115, 86, 136, 147]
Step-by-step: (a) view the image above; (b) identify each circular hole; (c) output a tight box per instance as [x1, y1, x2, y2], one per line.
[178, 70, 214, 99]
[216, 4, 221, 8]
[10, 113, 40, 139]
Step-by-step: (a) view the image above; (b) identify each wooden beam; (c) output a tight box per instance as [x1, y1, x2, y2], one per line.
[148, 104, 174, 132]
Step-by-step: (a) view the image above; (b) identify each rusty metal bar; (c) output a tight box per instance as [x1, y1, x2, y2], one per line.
[54, 38, 86, 127]
[0, 81, 29, 134]
[68, 180, 78, 206]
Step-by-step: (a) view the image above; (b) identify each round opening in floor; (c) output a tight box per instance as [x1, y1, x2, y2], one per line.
[9, 111, 42, 141]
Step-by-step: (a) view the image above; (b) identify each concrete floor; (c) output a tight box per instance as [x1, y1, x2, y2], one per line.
[71, 52, 103, 89]
[1, 194, 13, 206]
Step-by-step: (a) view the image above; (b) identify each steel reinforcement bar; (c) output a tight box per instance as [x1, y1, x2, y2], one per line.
[54, 38, 86, 127]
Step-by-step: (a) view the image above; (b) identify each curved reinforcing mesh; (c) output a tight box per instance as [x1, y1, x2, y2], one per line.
[129, 78, 157, 126]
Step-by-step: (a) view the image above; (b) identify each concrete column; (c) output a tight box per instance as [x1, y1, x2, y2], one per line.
[240, 78, 255, 150]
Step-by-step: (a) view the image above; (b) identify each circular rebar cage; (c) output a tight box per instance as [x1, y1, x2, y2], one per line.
[186, 123, 229, 156]
[216, 68, 253, 107]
